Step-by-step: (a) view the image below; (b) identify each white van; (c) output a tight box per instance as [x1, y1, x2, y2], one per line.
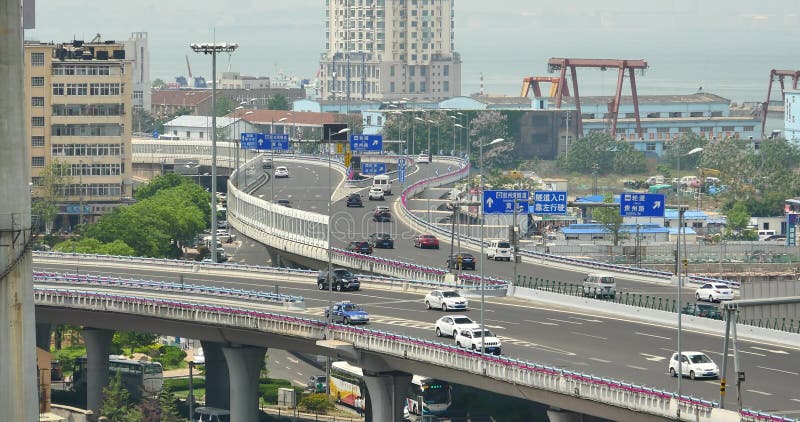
[486, 240, 512, 261]
[583, 273, 616, 298]
[372, 174, 392, 195]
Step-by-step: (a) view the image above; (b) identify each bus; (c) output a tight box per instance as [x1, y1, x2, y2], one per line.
[73, 355, 163, 400]
[329, 361, 452, 417]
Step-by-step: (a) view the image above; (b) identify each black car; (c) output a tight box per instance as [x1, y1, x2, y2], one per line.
[346, 193, 364, 207]
[347, 241, 373, 255]
[682, 303, 722, 320]
[445, 253, 476, 270]
[373, 210, 392, 222]
[317, 268, 360, 291]
[276, 199, 292, 208]
[369, 233, 394, 249]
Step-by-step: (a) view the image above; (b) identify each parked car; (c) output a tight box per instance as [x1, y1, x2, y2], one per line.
[276, 199, 292, 208]
[695, 283, 734, 302]
[347, 241, 373, 255]
[325, 301, 370, 325]
[368, 186, 385, 201]
[317, 268, 360, 291]
[434, 315, 479, 338]
[668, 351, 719, 379]
[346, 193, 364, 207]
[445, 253, 476, 270]
[682, 303, 722, 320]
[274, 166, 289, 178]
[455, 328, 502, 355]
[368, 233, 394, 249]
[414, 234, 440, 249]
[425, 290, 469, 311]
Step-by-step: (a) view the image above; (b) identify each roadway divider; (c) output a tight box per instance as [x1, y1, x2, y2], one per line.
[35, 287, 766, 422]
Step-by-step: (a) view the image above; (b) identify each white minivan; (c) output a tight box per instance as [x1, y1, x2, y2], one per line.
[486, 240, 512, 261]
[372, 174, 392, 195]
[583, 273, 616, 298]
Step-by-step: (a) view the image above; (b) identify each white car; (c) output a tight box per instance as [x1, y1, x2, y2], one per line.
[695, 283, 734, 302]
[274, 166, 289, 178]
[368, 186, 385, 201]
[434, 315, 479, 338]
[668, 351, 719, 379]
[425, 290, 469, 311]
[455, 328, 502, 355]
[417, 153, 430, 164]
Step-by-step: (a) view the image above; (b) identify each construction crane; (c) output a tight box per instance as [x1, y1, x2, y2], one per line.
[547, 58, 649, 137]
[520, 76, 569, 98]
[185, 54, 193, 80]
[760, 69, 800, 138]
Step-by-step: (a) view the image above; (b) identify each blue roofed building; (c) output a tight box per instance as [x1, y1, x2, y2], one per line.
[560, 223, 670, 243]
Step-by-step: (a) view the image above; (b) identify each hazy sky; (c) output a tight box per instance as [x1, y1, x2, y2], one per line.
[27, 0, 800, 101]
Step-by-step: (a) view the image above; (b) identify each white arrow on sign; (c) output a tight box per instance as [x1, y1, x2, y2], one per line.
[653, 200, 662, 209]
[372, 140, 380, 146]
[486, 197, 494, 208]
[640, 353, 667, 362]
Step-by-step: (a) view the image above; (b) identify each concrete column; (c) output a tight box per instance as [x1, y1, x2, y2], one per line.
[36, 323, 52, 350]
[362, 371, 412, 422]
[200, 341, 230, 410]
[0, 1, 37, 420]
[223, 345, 266, 422]
[82, 328, 113, 419]
[266, 247, 280, 267]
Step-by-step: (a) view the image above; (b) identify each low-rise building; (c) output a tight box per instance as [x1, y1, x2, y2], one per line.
[162, 116, 257, 142]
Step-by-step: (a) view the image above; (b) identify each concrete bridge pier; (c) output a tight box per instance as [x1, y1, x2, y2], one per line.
[82, 328, 114, 420]
[200, 341, 230, 410]
[362, 370, 412, 422]
[223, 345, 267, 422]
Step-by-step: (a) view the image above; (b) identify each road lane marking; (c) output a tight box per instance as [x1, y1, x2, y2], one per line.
[524, 319, 558, 326]
[588, 357, 612, 363]
[286, 356, 299, 364]
[546, 318, 583, 325]
[571, 332, 608, 340]
[751, 346, 790, 355]
[640, 353, 667, 362]
[746, 390, 773, 396]
[757, 366, 799, 376]
[703, 349, 766, 357]
[626, 365, 648, 371]
[791, 399, 800, 403]
[635, 332, 671, 340]
[567, 316, 603, 323]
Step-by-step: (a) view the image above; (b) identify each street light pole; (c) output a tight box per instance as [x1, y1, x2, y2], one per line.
[479, 137, 504, 354]
[191, 42, 238, 263]
[453, 123, 464, 157]
[271, 117, 288, 202]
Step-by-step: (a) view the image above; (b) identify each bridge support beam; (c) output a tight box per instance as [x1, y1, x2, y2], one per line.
[36, 323, 52, 350]
[201, 341, 230, 410]
[223, 345, 267, 422]
[82, 328, 113, 420]
[362, 371, 412, 422]
[547, 408, 583, 422]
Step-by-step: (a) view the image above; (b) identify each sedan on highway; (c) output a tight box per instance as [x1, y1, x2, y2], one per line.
[325, 301, 370, 325]
[425, 290, 468, 311]
[274, 166, 289, 178]
[434, 315, 479, 338]
[346, 193, 364, 207]
[373, 210, 392, 222]
[695, 283, 734, 302]
[368, 186, 385, 201]
[445, 253, 475, 270]
[368, 233, 394, 249]
[346, 241, 373, 255]
[668, 351, 719, 379]
[455, 328, 502, 355]
[414, 234, 440, 249]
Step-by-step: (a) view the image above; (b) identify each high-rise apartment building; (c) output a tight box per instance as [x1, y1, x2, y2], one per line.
[319, 0, 461, 102]
[25, 39, 133, 229]
[124, 32, 151, 115]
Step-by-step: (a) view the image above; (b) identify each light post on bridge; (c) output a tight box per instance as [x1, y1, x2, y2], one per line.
[271, 117, 288, 202]
[478, 137, 505, 353]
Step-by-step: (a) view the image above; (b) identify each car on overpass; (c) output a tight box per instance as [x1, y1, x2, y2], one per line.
[668, 351, 719, 380]
[434, 315, 479, 338]
[325, 301, 370, 325]
[414, 234, 440, 249]
[274, 166, 289, 178]
[368, 186, 385, 201]
[276, 199, 292, 208]
[317, 268, 360, 291]
[368, 233, 394, 249]
[425, 290, 469, 311]
[681, 303, 722, 320]
[694, 283, 734, 302]
[346, 241, 373, 255]
[445, 253, 475, 270]
[455, 328, 502, 355]
[346, 193, 364, 207]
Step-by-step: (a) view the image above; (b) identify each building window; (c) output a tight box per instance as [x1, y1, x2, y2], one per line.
[390, 82, 395, 92]
[656, 127, 670, 133]
[690, 111, 704, 117]
[31, 117, 44, 127]
[31, 52, 45, 66]
[32, 157, 45, 167]
[443, 81, 449, 92]
[711, 111, 723, 117]
[443, 65, 449, 76]
[377, 116, 382, 126]
[52, 84, 64, 95]
[678, 127, 692, 133]
[646, 112, 660, 118]
[31, 77, 45, 87]
[669, 112, 682, 118]
[31, 97, 44, 107]
[646, 142, 656, 151]
[420, 82, 426, 92]
[409, 82, 415, 92]
[31, 136, 45, 147]
[743, 126, 755, 132]
[722, 126, 735, 132]
[700, 126, 714, 132]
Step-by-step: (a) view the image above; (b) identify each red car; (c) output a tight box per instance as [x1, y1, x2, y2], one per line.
[414, 234, 440, 249]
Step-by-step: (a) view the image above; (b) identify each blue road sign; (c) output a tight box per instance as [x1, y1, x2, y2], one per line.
[241, 132, 260, 149]
[483, 190, 530, 215]
[152, 130, 159, 139]
[532, 191, 567, 215]
[399, 168, 406, 183]
[349, 134, 383, 152]
[361, 163, 387, 175]
[619, 193, 666, 217]
[267, 133, 290, 150]
[398, 158, 407, 169]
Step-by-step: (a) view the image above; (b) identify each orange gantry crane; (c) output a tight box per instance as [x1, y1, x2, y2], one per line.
[520, 76, 569, 98]
[761, 69, 800, 138]
[547, 58, 649, 137]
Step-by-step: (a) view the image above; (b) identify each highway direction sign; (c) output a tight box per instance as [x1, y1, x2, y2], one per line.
[267, 133, 289, 150]
[350, 134, 383, 152]
[483, 190, 530, 215]
[532, 191, 567, 215]
[619, 193, 665, 217]
[241, 132, 260, 149]
[361, 163, 386, 175]
[399, 168, 406, 183]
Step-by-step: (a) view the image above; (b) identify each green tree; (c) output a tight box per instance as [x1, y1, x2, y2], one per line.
[298, 393, 335, 413]
[267, 93, 290, 110]
[725, 201, 751, 233]
[32, 160, 73, 234]
[557, 133, 646, 175]
[157, 385, 182, 422]
[100, 371, 143, 421]
[661, 133, 707, 173]
[214, 97, 235, 117]
[592, 194, 624, 246]
[53, 238, 135, 256]
[133, 109, 156, 134]
[84, 206, 173, 257]
[469, 111, 514, 169]
[113, 331, 159, 355]
[152, 78, 167, 89]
